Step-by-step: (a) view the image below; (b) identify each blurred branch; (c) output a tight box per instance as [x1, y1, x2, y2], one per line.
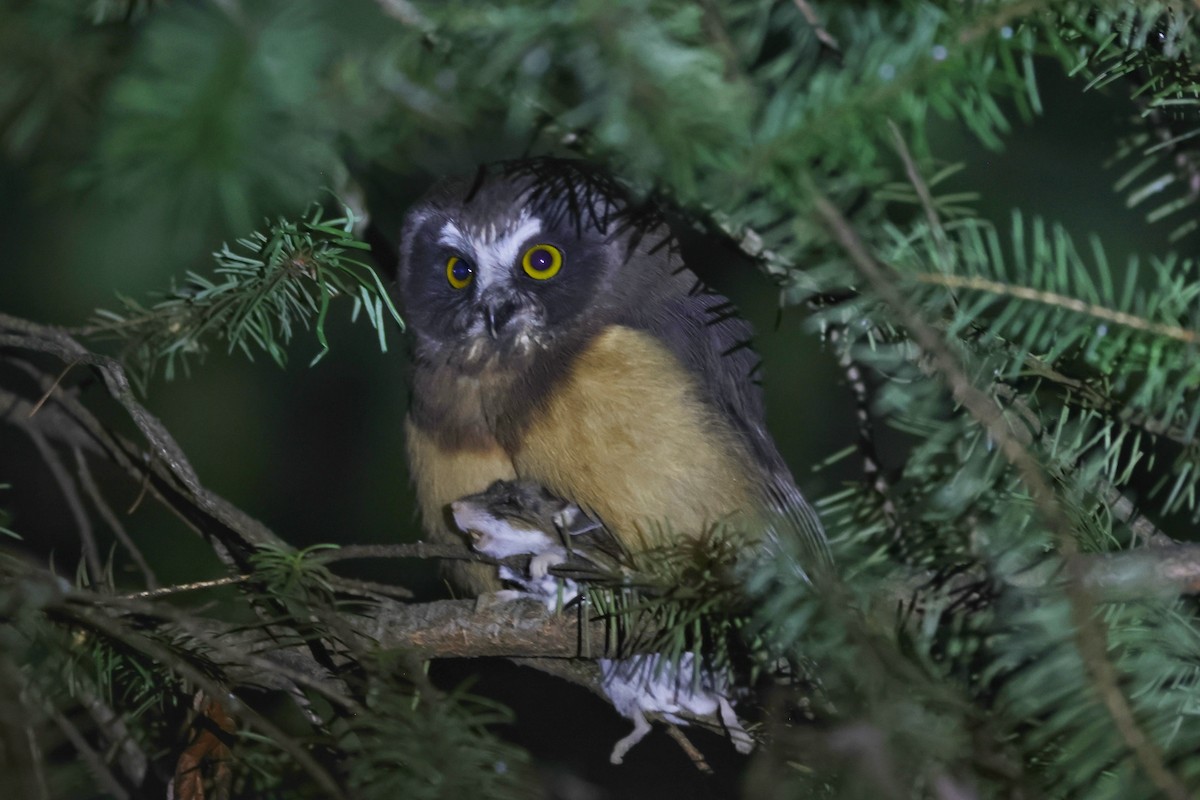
[20, 422, 103, 584]
[57, 601, 346, 799]
[825, 324, 902, 540]
[0, 312, 284, 569]
[0, 654, 48, 800]
[1075, 545, 1200, 600]
[76, 685, 147, 789]
[792, 0, 841, 52]
[808, 178, 1192, 800]
[1021, 353, 1196, 447]
[75, 447, 158, 589]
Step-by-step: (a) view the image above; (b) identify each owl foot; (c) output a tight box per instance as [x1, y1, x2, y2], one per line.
[529, 550, 566, 580]
[609, 710, 653, 765]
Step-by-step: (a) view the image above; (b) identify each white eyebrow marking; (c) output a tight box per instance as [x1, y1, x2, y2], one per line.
[434, 213, 543, 291]
[437, 221, 469, 252]
[470, 212, 543, 290]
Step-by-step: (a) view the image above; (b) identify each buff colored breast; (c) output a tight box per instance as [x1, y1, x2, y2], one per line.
[511, 325, 758, 550]
[405, 417, 515, 594]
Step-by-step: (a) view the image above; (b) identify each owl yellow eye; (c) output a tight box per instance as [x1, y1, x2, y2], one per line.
[446, 256, 474, 290]
[521, 244, 563, 280]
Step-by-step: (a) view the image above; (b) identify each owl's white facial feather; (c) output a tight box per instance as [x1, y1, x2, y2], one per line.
[437, 212, 543, 291]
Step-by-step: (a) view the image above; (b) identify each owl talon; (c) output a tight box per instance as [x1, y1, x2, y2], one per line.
[529, 551, 565, 580]
[553, 506, 603, 539]
[609, 710, 653, 765]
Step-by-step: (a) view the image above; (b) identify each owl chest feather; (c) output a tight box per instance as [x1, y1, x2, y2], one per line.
[407, 325, 759, 571]
[508, 326, 758, 546]
[404, 362, 515, 593]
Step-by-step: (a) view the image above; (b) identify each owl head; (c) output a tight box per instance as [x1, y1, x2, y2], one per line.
[396, 159, 674, 369]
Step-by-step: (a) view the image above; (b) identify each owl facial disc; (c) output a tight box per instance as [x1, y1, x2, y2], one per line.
[398, 161, 638, 372]
[437, 215, 548, 345]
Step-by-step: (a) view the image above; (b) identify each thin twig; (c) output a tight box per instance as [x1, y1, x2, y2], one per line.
[49, 709, 131, 800]
[318, 542, 488, 563]
[120, 575, 252, 600]
[126, 469, 150, 514]
[889, 120, 952, 266]
[665, 722, 714, 773]
[75, 448, 159, 589]
[826, 325, 901, 538]
[792, 0, 841, 51]
[27, 360, 76, 418]
[913, 273, 1199, 344]
[20, 425, 103, 585]
[327, 575, 414, 600]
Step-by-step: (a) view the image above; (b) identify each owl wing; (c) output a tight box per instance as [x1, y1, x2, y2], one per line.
[632, 289, 833, 570]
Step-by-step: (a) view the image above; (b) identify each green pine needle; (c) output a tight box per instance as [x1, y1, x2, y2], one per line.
[84, 205, 404, 389]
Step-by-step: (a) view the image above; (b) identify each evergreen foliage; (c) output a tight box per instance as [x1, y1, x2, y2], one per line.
[2, 1, 1200, 798]
[83, 205, 403, 388]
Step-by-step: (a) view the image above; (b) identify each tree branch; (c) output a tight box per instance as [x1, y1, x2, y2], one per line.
[809, 180, 1192, 800]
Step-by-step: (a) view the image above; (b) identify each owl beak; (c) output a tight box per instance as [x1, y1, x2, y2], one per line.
[480, 295, 520, 339]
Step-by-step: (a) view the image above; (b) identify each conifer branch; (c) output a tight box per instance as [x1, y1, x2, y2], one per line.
[59, 605, 348, 800]
[75, 685, 147, 790]
[912, 272, 1199, 344]
[0, 313, 287, 560]
[809, 182, 1192, 800]
[1012, 334, 1194, 450]
[76, 206, 403, 388]
[826, 325, 902, 539]
[1076, 545, 1200, 600]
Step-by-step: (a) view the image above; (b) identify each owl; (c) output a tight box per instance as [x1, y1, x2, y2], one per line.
[395, 159, 827, 594]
